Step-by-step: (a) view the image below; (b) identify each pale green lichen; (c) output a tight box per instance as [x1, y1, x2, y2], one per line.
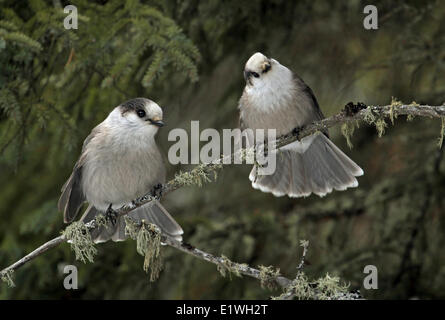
[297, 239, 310, 270]
[217, 255, 243, 279]
[173, 163, 222, 188]
[63, 221, 97, 264]
[237, 148, 247, 163]
[362, 107, 387, 137]
[390, 97, 403, 125]
[236, 147, 257, 168]
[124, 216, 140, 239]
[300, 239, 309, 248]
[363, 107, 376, 125]
[94, 214, 107, 228]
[341, 122, 356, 149]
[258, 265, 281, 290]
[125, 217, 163, 282]
[273, 272, 351, 300]
[0, 269, 15, 287]
[245, 147, 255, 163]
[407, 114, 415, 122]
[375, 118, 388, 137]
[389, 105, 395, 125]
[314, 273, 349, 300]
[292, 274, 313, 299]
[273, 271, 313, 300]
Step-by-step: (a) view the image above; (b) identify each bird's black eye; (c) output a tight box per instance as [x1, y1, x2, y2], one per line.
[252, 72, 260, 78]
[136, 109, 146, 118]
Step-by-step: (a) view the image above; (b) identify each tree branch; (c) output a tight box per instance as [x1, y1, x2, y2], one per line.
[162, 237, 292, 288]
[1, 236, 65, 275]
[0, 231, 292, 290]
[115, 102, 445, 219]
[1, 102, 444, 295]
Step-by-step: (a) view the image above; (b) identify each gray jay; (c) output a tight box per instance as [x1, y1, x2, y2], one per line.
[58, 98, 183, 243]
[239, 52, 363, 198]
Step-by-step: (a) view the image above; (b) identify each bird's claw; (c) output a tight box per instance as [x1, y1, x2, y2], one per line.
[344, 101, 367, 117]
[292, 126, 303, 141]
[152, 183, 163, 200]
[105, 204, 117, 225]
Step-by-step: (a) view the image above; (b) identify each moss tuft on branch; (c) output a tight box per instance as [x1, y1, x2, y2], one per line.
[390, 97, 403, 125]
[258, 265, 281, 290]
[171, 163, 222, 188]
[341, 122, 357, 149]
[62, 221, 97, 264]
[125, 217, 163, 282]
[315, 273, 349, 300]
[216, 255, 245, 279]
[0, 269, 15, 287]
[375, 118, 388, 137]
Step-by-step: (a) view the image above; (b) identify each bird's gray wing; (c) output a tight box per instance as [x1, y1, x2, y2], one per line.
[58, 161, 85, 223]
[238, 92, 257, 149]
[239, 111, 247, 131]
[292, 73, 329, 137]
[58, 128, 97, 223]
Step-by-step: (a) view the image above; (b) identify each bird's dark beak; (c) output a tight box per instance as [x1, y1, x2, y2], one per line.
[243, 70, 251, 82]
[148, 119, 165, 127]
[153, 120, 164, 127]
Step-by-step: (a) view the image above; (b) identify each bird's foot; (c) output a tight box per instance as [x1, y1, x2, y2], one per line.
[152, 183, 164, 200]
[292, 126, 304, 141]
[105, 204, 118, 225]
[344, 101, 367, 116]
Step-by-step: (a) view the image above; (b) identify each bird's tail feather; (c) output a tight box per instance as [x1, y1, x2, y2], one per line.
[80, 201, 183, 243]
[250, 133, 363, 198]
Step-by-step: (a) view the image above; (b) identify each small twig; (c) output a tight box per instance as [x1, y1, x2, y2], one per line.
[65, 48, 75, 67]
[163, 237, 292, 289]
[1, 236, 65, 275]
[297, 240, 309, 271]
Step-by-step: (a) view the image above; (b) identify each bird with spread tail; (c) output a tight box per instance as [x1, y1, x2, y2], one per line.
[238, 52, 364, 198]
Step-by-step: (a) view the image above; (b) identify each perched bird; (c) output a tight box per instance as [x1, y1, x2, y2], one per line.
[238, 52, 363, 198]
[58, 98, 183, 243]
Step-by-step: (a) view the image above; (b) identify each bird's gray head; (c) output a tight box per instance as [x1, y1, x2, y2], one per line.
[104, 98, 164, 139]
[119, 97, 164, 126]
[115, 97, 163, 127]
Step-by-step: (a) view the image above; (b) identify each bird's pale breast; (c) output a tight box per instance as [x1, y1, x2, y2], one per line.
[240, 77, 322, 136]
[81, 130, 165, 211]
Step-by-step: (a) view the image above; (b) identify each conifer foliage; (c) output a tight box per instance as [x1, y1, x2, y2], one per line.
[0, 0, 200, 166]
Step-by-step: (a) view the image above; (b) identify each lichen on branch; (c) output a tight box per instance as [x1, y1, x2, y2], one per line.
[62, 221, 97, 264]
[125, 217, 163, 282]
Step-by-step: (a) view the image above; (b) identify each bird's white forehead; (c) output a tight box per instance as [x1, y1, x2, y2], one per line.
[245, 52, 268, 70]
[146, 101, 163, 118]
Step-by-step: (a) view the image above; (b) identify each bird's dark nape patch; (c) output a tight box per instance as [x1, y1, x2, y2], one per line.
[120, 97, 152, 115]
[262, 63, 271, 73]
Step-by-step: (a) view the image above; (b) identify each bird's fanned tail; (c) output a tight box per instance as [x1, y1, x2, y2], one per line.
[249, 133, 363, 198]
[80, 201, 183, 243]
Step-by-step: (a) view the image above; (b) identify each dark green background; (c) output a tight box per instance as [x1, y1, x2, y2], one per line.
[1, 0, 445, 299]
